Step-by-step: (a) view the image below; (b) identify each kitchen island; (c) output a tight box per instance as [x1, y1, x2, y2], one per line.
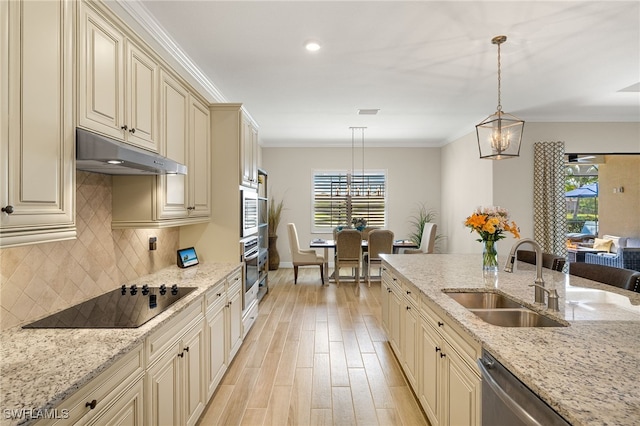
[0, 261, 241, 426]
[381, 253, 640, 426]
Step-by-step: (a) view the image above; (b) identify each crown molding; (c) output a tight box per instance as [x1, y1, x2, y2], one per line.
[114, 0, 227, 104]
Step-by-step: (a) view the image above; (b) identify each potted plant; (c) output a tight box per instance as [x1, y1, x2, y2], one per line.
[268, 196, 284, 270]
[408, 203, 443, 250]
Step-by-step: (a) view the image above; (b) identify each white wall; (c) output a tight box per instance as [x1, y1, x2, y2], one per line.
[262, 147, 441, 266]
[442, 122, 640, 256]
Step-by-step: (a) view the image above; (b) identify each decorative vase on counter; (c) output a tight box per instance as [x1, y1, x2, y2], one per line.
[482, 239, 498, 274]
[268, 235, 280, 270]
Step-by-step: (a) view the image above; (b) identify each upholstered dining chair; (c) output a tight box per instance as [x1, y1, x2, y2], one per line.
[364, 229, 394, 287]
[405, 223, 437, 254]
[335, 229, 362, 290]
[287, 223, 325, 285]
[516, 250, 566, 272]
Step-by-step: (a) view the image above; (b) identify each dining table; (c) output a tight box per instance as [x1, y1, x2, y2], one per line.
[309, 238, 418, 281]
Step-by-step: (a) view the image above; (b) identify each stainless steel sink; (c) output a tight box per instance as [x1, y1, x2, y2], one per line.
[443, 290, 567, 327]
[470, 309, 567, 327]
[444, 291, 524, 309]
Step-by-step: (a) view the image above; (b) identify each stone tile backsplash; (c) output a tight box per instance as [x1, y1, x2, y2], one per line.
[0, 171, 179, 330]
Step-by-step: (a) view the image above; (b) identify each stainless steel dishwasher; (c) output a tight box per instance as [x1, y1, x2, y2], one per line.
[478, 350, 571, 426]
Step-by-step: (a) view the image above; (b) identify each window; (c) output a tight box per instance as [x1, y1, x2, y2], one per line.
[312, 170, 387, 232]
[565, 160, 598, 236]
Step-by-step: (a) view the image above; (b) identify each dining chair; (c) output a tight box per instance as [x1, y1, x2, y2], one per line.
[335, 229, 362, 290]
[405, 223, 437, 254]
[516, 250, 566, 271]
[287, 223, 325, 285]
[364, 229, 394, 287]
[361, 226, 379, 240]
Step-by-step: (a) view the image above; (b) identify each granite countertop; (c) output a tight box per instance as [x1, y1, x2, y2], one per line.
[381, 253, 640, 426]
[0, 261, 241, 426]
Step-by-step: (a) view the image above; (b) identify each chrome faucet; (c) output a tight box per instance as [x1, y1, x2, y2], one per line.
[504, 238, 546, 305]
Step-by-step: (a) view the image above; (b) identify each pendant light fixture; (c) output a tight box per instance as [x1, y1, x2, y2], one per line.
[476, 35, 524, 160]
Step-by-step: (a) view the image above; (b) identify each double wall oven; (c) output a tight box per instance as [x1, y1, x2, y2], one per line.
[241, 189, 267, 311]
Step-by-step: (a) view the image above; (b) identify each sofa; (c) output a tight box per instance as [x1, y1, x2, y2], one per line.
[584, 235, 640, 272]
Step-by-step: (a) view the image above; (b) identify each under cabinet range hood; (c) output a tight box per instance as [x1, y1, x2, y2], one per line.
[75, 128, 187, 175]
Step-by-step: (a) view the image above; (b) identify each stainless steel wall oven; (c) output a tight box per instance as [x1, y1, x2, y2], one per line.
[241, 190, 258, 237]
[242, 236, 263, 310]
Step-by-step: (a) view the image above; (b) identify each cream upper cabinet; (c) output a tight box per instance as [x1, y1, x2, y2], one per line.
[156, 69, 189, 219]
[112, 72, 210, 228]
[241, 117, 259, 188]
[78, 2, 159, 152]
[187, 96, 211, 218]
[0, 0, 76, 248]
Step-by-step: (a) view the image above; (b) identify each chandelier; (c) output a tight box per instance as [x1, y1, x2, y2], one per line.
[476, 35, 524, 160]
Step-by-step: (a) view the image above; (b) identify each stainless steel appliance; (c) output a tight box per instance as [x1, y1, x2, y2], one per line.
[76, 128, 187, 175]
[242, 236, 261, 310]
[241, 189, 259, 237]
[478, 350, 571, 426]
[23, 285, 196, 328]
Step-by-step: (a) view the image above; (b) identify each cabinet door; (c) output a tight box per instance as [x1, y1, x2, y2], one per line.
[228, 284, 243, 361]
[1, 0, 75, 247]
[380, 281, 391, 335]
[443, 343, 481, 426]
[206, 303, 227, 398]
[78, 2, 125, 140]
[419, 320, 441, 426]
[126, 42, 158, 152]
[188, 97, 210, 218]
[157, 70, 188, 219]
[86, 378, 144, 426]
[183, 320, 206, 426]
[401, 301, 419, 389]
[241, 117, 257, 187]
[388, 286, 402, 356]
[147, 344, 181, 426]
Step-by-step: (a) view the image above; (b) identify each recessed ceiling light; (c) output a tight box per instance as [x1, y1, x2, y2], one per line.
[304, 40, 321, 52]
[358, 109, 380, 115]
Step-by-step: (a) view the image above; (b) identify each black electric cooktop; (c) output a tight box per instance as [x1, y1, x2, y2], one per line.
[23, 285, 197, 329]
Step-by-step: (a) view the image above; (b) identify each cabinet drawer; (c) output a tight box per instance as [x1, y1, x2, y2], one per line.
[205, 280, 226, 313]
[227, 269, 242, 292]
[402, 281, 420, 305]
[41, 344, 144, 425]
[146, 298, 203, 365]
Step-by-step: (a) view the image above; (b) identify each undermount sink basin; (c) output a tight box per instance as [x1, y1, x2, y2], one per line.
[443, 290, 567, 327]
[444, 291, 524, 309]
[470, 309, 567, 327]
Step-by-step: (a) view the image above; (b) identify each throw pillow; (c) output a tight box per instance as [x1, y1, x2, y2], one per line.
[593, 238, 613, 252]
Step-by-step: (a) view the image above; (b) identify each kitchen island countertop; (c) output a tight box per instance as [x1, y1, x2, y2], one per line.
[381, 253, 640, 426]
[0, 261, 241, 426]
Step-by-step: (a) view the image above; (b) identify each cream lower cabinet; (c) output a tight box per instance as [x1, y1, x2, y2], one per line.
[146, 301, 206, 426]
[1, 0, 75, 248]
[38, 344, 145, 426]
[419, 295, 481, 426]
[381, 262, 481, 426]
[205, 268, 244, 398]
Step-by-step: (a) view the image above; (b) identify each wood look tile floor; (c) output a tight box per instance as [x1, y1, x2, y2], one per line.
[197, 268, 429, 426]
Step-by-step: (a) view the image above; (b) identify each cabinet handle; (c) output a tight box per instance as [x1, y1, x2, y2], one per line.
[121, 125, 128, 131]
[1, 205, 14, 214]
[393, 278, 397, 281]
[85, 400, 97, 410]
[440, 352, 446, 358]
[406, 290, 411, 295]
[129, 127, 136, 134]
[406, 306, 411, 310]
[178, 351, 184, 358]
[216, 292, 222, 297]
[435, 347, 441, 352]
[437, 321, 444, 327]
[183, 346, 189, 352]
[387, 288, 392, 293]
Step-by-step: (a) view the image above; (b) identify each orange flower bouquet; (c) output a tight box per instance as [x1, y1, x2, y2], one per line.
[465, 207, 520, 271]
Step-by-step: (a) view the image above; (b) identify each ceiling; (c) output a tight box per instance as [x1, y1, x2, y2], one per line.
[124, 1, 639, 148]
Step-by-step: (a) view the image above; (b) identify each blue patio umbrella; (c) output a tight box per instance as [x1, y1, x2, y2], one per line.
[565, 183, 598, 198]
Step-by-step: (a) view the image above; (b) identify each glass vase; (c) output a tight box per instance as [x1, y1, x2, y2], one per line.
[482, 239, 498, 274]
